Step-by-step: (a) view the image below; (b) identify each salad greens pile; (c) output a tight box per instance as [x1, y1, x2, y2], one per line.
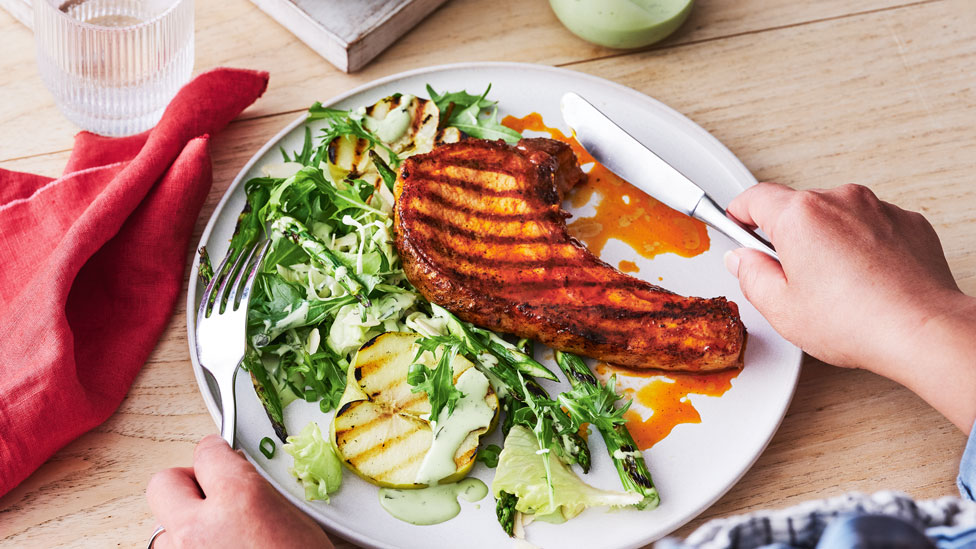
[204, 85, 659, 536]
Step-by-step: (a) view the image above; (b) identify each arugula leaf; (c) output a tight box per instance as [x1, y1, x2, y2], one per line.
[253, 328, 349, 412]
[261, 238, 305, 273]
[306, 103, 349, 122]
[426, 84, 496, 113]
[426, 84, 522, 143]
[293, 340, 348, 412]
[280, 126, 315, 165]
[265, 167, 382, 224]
[407, 336, 466, 425]
[558, 375, 630, 433]
[247, 273, 358, 345]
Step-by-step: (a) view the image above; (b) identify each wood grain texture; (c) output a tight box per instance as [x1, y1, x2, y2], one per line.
[0, 0, 940, 160]
[1, 0, 974, 547]
[0, 0, 30, 28]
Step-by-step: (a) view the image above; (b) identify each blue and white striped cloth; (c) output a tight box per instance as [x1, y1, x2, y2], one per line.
[659, 420, 976, 549]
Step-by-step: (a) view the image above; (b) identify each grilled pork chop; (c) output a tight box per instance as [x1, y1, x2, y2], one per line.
[393, 138, 745, 371]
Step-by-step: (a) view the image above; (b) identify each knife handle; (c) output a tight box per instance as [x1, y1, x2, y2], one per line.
[693, 195, 779, 261]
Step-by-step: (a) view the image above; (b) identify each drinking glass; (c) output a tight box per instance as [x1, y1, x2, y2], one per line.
[33, 0, 194, 137]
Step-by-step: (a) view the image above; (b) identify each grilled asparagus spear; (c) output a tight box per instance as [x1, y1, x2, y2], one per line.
[272, 216, 372, 307]
[554, 350, 659, 509]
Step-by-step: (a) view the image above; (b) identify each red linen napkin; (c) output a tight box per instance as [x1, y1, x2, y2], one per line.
[0, 68, 269, 497]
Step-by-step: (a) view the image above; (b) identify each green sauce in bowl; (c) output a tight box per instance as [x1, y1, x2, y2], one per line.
[549, 0, 694, 49]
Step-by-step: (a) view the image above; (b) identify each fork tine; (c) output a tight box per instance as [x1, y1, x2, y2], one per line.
[236, 240, 272, 309]
[226, 243, 259, 310]
[215, 242, 256, 314]
[198, 247, 235, 319]
[228, 240, 270, 309]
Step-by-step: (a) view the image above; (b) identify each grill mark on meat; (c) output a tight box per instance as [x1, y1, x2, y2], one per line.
[404, 234, 596, 281]
[406, 198, 555, 240]
[412, 171, 535, 199]
[409, 245, 584, 269]
[427, 156, 521, 178]
[420, 187, 563, 224]
[535, 301, 734, 322]
[406, 211, 553, 245]
[404, 235, 689, 305]
[415, 160, 560, 205]
[407, 219, 576, 261]
[417, 179, 542, 216]
[409, 255, 687, 316]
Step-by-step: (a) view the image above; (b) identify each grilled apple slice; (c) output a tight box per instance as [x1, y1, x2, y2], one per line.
[331, 332, 498, 489]
[326, 95, 461, 192]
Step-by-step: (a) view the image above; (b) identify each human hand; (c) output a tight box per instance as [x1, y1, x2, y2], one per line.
[723, 182, 976, 432]
[147, 435, 334, 549]
[723, 182, 960, 369]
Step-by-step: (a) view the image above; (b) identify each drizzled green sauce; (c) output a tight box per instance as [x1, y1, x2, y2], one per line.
[415, 368, 494, 485]
[360, 94, 415, 143]
[379, 367, 494, 525]
[378, 478, 489, 525]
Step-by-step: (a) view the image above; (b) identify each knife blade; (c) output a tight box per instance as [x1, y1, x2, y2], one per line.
[560, 92, 777, 260]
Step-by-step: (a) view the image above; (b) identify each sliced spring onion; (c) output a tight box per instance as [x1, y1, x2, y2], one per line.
[260, 437, 276, 459]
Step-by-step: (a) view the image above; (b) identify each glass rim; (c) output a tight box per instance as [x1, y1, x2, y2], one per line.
[40, 0, 191, 32]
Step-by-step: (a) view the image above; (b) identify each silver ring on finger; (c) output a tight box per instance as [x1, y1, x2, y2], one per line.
[147, 525, 166, 548]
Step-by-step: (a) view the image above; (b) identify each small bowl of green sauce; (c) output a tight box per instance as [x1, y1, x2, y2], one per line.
[549, 0, 694, 49]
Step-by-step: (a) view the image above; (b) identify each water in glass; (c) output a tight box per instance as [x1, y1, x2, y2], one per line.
[34, 0, 194, 136]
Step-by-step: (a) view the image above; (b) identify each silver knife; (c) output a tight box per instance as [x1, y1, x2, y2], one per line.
[560, 92, 778, 260]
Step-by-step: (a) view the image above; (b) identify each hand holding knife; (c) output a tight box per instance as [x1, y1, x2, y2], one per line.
[560, 92, 778, 260]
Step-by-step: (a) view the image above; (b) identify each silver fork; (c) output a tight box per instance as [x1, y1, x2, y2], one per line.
[195, 240, 271, 447]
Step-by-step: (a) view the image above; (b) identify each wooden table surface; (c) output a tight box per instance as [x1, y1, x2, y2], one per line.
[1, 0, 974, 547]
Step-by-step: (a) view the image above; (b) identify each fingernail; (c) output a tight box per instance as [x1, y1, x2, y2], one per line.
[723, 250, 740, 277]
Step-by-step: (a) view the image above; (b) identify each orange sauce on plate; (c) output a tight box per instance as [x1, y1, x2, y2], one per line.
[502, 113, 738, 450]
[578, 422, 590, 442]
[618, 259, 639, 273]
[597, 363, 740, 450]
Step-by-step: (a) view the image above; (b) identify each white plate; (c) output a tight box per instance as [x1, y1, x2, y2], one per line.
[186, 62, 801, 549]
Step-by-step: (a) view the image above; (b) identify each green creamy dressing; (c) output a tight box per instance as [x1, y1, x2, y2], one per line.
[270, 301, 310, 335]
[359, 94, 415, 143]
[377, 368, 495, 526]
[378, 478, 488, 526]
[549, 0, 694, 49]
[414, 368, 494, 485]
